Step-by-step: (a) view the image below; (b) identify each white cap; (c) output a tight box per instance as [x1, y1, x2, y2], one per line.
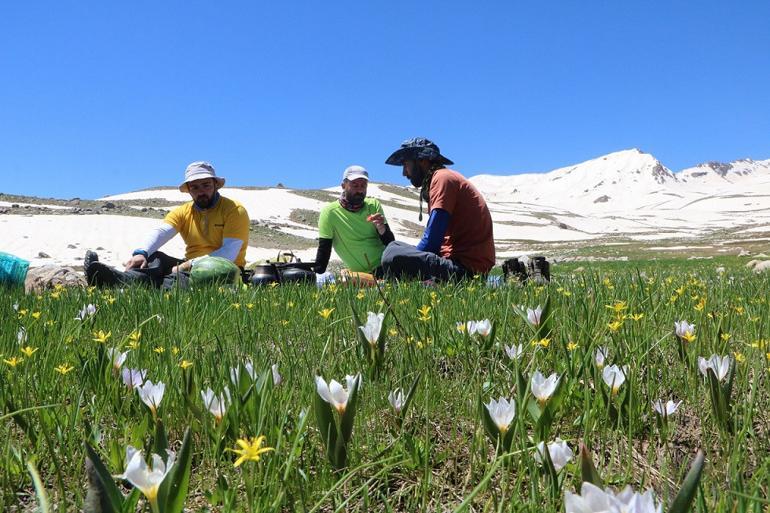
[342, 165, 369, 181]
[179, 161, 225, 192]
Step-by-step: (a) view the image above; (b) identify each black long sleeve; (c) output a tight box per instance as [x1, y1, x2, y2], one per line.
[313, 238, 333, 273]
[379, 224, 395, 246]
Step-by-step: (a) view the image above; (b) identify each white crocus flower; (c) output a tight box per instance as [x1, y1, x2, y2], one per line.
[531, 370, 560, 405]
[652, 399, 682, 417]
[565, 481, 663, 513]
[472, 319, 492, 337]
[359, 312, 385, 346]
[244, 359, 256, 380]
[119, 445, 176, 505]
[107, 348, 129, 371]
[504, 343, 524, 360]
[230, 359, 257, 386]
[594, 346, 609, 368]
[388, 388, 406, 414]
[75, 303, 97, 320]
[674, 320, 695, 338]
[611, 486, 663, 513]
[201, 387, 231, 422]
[137, 380, 165, 416]
[535, 438, 574, 471]
[17, 327, 27, 345]
[316, 374, 361, 414]
[698, 354, 731, 382]
[602, 364, 628, 394]
[465, 320, 478, 335]
[121, 368, 147, 390]
[485, 397, 516, 434]
[13, 302, 19, 311]
[527, 305, 543, 326]
[271, 363, 282, 386]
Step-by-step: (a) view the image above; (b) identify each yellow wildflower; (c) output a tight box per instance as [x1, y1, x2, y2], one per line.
[5, 357, 23, 367]
[720, 333, 732, 342]
[417, 305, 431, 322]
[228, 436, 274, 467]
[55, 364, 74, 375]
[154, 347, 165, 354]
[733, 352, 746, 363]
[92, 330, 112, 344]
[567, 341, 579, 351]
[607, 320, 623, 332]
[231, 303, 241, 309]
[31, 311, 41, 319]
[318, 308, 335, 320]
[605, 301, 627, 314]
[180, 360, 194, 369]
[171, 346, 180, 355]
[630, 313, 644, 321]
[20, 346, 38, 358]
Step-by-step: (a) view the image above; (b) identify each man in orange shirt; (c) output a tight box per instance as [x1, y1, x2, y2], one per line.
[381, 137, 495, 281]
[85, 161, 249, 287]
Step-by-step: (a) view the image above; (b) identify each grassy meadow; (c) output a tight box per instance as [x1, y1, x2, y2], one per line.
[1, 258, 769, 512]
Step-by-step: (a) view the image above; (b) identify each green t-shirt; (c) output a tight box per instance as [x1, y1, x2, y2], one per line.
[318, 198, 387, 272]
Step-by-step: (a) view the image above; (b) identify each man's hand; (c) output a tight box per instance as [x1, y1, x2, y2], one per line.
[123, 255, 148, 271]
[367, 213, 386, 235]
[171, 260, 193, 273]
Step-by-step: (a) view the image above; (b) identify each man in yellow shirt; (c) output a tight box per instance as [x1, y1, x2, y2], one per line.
[85, 161, 250, 287]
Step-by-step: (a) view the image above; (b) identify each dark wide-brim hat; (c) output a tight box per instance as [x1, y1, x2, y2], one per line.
[385, 137, 454, 166]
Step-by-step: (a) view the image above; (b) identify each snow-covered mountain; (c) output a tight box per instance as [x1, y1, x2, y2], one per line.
[3, 148, 769, 268]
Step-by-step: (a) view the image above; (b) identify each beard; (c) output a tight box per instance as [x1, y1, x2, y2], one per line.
[194, 193, 218, 209]
[344, 191, 365, 206]
[409, 168, 425, 188]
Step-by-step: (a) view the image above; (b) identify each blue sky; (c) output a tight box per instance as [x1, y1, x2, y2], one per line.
[1, 1, 768, 199]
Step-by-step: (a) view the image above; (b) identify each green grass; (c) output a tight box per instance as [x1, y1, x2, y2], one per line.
[1, 260, 769, 511]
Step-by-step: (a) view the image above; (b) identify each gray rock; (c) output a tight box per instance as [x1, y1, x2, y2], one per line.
[67, 244, 77, 249]
[102, 202, 116, 209]
[38, 252, 50, 258]
[753, 261, 770, 273]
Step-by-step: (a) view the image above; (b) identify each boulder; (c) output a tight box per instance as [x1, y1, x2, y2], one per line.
[753, 261, 770, 273]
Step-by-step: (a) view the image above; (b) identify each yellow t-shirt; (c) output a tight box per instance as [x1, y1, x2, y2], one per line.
[164, 196, 250, 267]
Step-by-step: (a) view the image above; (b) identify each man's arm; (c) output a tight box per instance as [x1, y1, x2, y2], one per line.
[379, 224, 395, 246]
[314, 238, 333, 273]
[416, 208, 450, 254]
[124, 223, 178, 270]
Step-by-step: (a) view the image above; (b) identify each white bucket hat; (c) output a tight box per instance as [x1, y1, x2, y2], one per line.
[179, 161, 226, 192]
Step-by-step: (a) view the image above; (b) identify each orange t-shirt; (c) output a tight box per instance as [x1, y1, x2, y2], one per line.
[429, 168, 495, 274]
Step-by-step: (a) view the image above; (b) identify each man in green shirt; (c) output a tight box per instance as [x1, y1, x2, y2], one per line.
[313, 165, 395, 274]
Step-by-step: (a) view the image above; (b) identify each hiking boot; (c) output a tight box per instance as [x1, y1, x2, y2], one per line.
[527, 256, 551, 284]
[84, 251, 101, 285]
[502, 258, 528, 284]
